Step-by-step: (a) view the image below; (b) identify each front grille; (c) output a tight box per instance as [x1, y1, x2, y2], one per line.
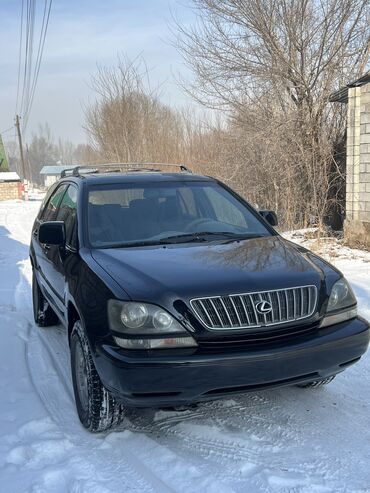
[190, 285, 317, 330]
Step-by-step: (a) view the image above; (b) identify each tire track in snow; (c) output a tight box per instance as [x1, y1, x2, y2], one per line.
[128, 400, 341, 493]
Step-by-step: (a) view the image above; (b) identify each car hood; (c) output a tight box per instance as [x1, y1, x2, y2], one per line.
[91, 236, 339, 306]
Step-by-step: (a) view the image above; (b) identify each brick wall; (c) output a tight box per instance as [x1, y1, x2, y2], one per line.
[344, 81, 370, 248]
[0, 182, 22, 201]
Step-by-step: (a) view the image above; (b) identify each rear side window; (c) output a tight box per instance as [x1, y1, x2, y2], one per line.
[41, 184, 68, 222]
[56, 185, 78, 247]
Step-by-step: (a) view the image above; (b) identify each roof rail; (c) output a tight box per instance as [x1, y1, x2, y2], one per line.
[60, 166, 97, 178]
[60, 163, 191, 178]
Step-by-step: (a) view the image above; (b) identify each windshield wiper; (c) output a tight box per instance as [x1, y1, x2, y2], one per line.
[102, 240, 163, 248]
[99, 232, 266, 248]
[158, 232, 264, 244]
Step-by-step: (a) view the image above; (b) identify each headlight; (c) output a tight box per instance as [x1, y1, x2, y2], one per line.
[321, 278, 357, 328]
[108, 300, 197, 349]
[326, 278, 356, 312]
[120, 303, 148, 329]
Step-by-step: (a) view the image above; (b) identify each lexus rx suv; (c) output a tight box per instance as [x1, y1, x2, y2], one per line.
[29, 165, 370, 432]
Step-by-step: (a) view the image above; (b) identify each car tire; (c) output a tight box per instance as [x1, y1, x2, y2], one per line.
[296, 376, 336, 388]
[32, 271, 59, 327]
[70, 320, 125, 432]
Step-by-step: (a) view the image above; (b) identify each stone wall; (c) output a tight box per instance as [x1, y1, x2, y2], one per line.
[344, 81, 370, 247]
[0, 182, 22, 201]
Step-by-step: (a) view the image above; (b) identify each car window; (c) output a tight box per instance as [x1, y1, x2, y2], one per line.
[178, 187, 198, 218]
[203, 187, 247, 228]
[89, 188, 143, 206]
[38, 182, 58, 217]
[41, 184, 68, 222]
[87, 181, 271, 247]
[56, 185, 78, 247]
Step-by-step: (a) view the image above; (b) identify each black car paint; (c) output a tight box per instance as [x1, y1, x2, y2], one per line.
[29, 173, 370, 407]
[95, 318, 369, 407]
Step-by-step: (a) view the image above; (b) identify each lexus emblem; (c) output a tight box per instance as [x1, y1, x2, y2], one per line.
[255, 300, 272, 315]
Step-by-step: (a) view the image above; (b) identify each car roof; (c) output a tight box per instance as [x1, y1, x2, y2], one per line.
[59, 172, 216, 186]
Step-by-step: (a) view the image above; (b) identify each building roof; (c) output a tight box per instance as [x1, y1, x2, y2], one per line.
[329, 71, 370, 103]
[0, 171, 21, 182]
[40, 165, 75, 175]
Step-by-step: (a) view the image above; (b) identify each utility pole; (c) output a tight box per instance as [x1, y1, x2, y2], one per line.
[15, 114, 26, 180]
[25, 144, 33, 185]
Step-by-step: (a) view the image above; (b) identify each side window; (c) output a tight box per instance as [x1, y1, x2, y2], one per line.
[204, 187, 247, 228]
[38, 183, 57, 217]
[41, 184, 68, 222]
[56, 185, 78, 247]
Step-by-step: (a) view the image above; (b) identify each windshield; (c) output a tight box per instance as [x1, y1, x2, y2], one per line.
[87, 181, 273, 247]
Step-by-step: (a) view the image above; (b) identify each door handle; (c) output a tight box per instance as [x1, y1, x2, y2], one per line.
[43, 244, 51, 252]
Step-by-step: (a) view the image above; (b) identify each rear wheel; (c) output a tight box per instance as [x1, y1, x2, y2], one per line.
[296, 376, 336, 388]
[70, 320, 125, 432]
[32, 271, 59, 327]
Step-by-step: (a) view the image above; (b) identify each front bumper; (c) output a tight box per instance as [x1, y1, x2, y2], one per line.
[93, 317, 370, 407]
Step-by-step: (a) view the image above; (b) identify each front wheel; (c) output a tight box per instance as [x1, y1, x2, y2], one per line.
[296, 376, 336, 388]
[70, 320, 125, 432]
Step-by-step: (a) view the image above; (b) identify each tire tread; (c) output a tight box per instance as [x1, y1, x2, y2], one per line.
[71, 320, 125, 432]
[297, 376, 336, 388]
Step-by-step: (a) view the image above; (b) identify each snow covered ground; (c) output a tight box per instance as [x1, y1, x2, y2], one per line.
[0, 199, 369, 493]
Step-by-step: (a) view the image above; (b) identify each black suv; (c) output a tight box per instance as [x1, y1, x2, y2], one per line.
[30, 165, 370, 432]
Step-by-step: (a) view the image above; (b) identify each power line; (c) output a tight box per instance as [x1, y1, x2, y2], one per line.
[27, 0, 49, 117]
[20, 0, 36, 120]
[15, 0, 25, 114]
[0, 125, 15, 135]
[11, 0, 53, 187]
[20, 0, 30, 116]
[24, 0, 53, 131]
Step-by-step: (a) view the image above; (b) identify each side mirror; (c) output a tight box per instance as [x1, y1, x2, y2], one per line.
[259, 210, 278, 227]
[39, 221, 66, 245]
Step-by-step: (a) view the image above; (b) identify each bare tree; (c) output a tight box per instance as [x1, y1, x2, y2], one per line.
[3, 140, 20, 175]
[175, 0, 370, 229]
[57, 138, 76, 165]
[84, 57, 189, 164]
[73, 143, 100, 165]
[27, 123, 58, 185]
[176, 0, 369, 110]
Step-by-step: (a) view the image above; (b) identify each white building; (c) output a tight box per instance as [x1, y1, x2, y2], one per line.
[40, 165, 75, 187]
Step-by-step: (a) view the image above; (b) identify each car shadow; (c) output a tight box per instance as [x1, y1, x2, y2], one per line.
[0, 224, 32, 312]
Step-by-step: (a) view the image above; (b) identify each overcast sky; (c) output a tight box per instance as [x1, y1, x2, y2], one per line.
[0, 0, 196, 144]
